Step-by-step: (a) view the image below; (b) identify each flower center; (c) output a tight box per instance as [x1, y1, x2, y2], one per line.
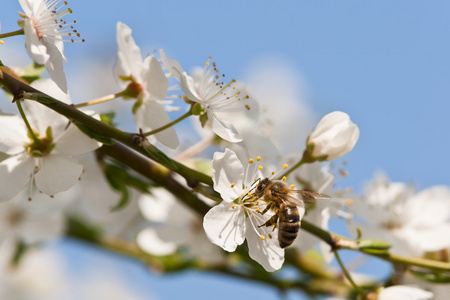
[25, 126, 55, 157]
[28, 0, 85, 43]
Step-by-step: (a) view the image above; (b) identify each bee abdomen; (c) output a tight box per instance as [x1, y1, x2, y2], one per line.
[278, 205, 300, 248]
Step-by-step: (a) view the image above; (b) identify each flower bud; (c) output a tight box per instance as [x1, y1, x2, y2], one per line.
[306, 111, 359, 161]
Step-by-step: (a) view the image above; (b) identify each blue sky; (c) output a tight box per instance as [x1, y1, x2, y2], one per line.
[1, 1, 450, 299]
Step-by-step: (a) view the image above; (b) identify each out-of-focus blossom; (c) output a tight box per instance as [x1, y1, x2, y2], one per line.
[0, 79, 101, 201]
[18, 0, 82, 92]
[137, 187, 223, 262]
[306, 111, 359, 161]
[115, 22, 178, 149]
[378, 285, 433, 300]
[348, 174, 450, 256]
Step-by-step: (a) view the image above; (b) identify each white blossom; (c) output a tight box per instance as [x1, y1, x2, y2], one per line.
[203, 148, 287, 271]
[115, 22, 178, 149]
[161, 50, 258, 143]
[137, 187, 223, 262]
[307, 111, 359, 161]
[0, 79, 101, 202]
[18, 0, 81, 92]
[378, 285, 433, 300]
[348, 174, 450, 256]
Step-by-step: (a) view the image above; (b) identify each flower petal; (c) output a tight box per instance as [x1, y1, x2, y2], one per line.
[160, 49, 184, 81]
[53, 124, 101, 156]
[137, 228, 178, 256]
[23, 19, 48, 65]
[378, 286, 433, 300]
[0, 154, 34, 202]
[43, 38, 68, 93]
[114, 22, 143, 88]
[142, 56, 168, 100]
[34, 155, 83, 195]
[209, 112, 243, 143]
[212, 148, 244, 202]
[134, 101, 179, 149]
[246, 217, 285, 272]
[203, 202, 246, 252]
[0, 115, 28, 155]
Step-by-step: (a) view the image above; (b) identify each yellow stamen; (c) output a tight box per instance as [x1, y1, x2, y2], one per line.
[290, 184, 295, 190]
[258, 165, 263, 170]
[268, 234, 272, 239]
[231, 204, 236, 209]
[283, 164, 288, 169]
[260, 235, 265, 240]
[0, 40, 4, 45]
[255, 208, 260, 213]
[249, 158, 254, 164]
[282, 176, 287, 181]
[230, 182, 235, 188]
[257, 156, 262, 161]
[345, 198, 354, 205]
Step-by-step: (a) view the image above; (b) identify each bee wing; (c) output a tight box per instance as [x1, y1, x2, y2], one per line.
[290, 190, 331, 203]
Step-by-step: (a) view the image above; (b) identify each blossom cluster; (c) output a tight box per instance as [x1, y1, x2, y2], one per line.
[0, 1, 448, 299]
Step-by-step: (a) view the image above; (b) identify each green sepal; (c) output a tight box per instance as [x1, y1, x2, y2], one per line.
[132, 98, 143, 114]
[410, 269, 450, 283]
[74, 122, 114, 145]
[199, 112, 208, 127]
[99, 112, 117, 127]
[11, 240, 28, 267]
[191, 102, 204, 116]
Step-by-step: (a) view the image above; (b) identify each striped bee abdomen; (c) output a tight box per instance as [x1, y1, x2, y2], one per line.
[278, 204, 300, 248]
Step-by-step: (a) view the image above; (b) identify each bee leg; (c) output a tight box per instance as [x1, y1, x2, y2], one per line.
[258, 214, 278, 229]
[258, 202, 273, 215]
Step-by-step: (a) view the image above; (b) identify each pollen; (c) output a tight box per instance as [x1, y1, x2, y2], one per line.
[255, 208, 260, 213]
[258, 165, 263, 170]
[283, 164, 288, 169]
[230, 182, 235, 188]
[257, 156, 262, 161]
[0, 40, 4, 45]
[290, 184, 295, 190]
[282, 176, 287, 181]
[249, 158, 254, 164]
[231, 204, 236, 209]
[205, 62, 210, 66]
[260, 235, 265, 240]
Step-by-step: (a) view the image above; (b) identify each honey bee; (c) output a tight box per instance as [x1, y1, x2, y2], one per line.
[251, 178, 331, 248]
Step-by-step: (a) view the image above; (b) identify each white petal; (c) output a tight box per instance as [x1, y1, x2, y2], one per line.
[378, 286, 433, 300]
[142, 56, 168, 100]
[0, 115, 28, 155]
[114, 22, 143, 88]
[137, 228, 178, 256]
[212, 148, 244, 202]
[403, 225, 450, 252]
[178, 72, 203, 104]
[160, 49, 184, 81]
[23, 19, 48, 65]
[203, 202, 246, 252]
[209, 112, 243, 143]
[43, 38, 68, 93]
[246, 217, 285, 272]
[31, 78, 71, 104]
[20, 211, 65, 244]
[134, 101, 179, 149]
[53, 124, 101, 156]
[34, 155, 83, 195]
[138, 188, 176, 222]
[0, 154, 34, 202]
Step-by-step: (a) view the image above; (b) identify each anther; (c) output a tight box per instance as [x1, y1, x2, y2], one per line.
[231, 204, 236, 209]
[283, 164, 288, 169]
[249, 158, 254, 164]
[290, 184, 295, 190]
[282, 176, 287, 181]
[257, 156, 262, 161]
[260, 235, 265, 240]
[268, 234, 272, 239]
[258, 165, 263, 170]
[230, 182, 235, 188]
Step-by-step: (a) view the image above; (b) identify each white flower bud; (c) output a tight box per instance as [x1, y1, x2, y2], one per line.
[307, 111, 359, 160]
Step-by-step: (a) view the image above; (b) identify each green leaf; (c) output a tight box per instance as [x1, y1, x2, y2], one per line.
[99, 112, 117, 127]
[75, 122, 114, 145]
[66, 216, 102, 242]
[21, 62, 46, 83]
[141, 140, 179, 170]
